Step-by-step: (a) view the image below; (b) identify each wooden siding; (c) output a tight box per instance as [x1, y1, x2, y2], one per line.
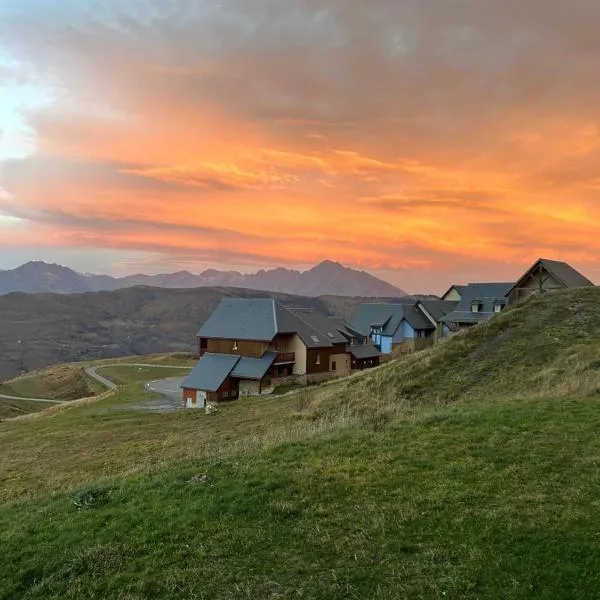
[351, 356, 380, 370]
[204, 338, 270, 358]
[509, 270, 563, 304]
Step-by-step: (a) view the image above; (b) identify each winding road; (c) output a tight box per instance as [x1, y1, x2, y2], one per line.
[1, 363, 190, 409]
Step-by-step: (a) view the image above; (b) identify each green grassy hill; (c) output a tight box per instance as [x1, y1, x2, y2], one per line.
[1, 288, 600, 599]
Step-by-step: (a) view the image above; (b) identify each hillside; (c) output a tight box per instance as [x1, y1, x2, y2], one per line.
[0, 260, 407, 298]
[340, 286, 600, 407]
[2, 288, 600, 598]
[0, 286, 402, 382]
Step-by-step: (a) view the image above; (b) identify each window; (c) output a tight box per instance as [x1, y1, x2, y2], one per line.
[494, 303, 504, 313]
[232, 341, 239, 351]
[471, 302, 483, 313]
[223, 390, 229, 398]
[332, 361, 337, 371]
[416, 330, 426, 339]
[316, 354, 321, 365]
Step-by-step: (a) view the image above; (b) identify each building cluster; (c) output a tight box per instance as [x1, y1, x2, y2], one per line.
[181, 258, 594, 407]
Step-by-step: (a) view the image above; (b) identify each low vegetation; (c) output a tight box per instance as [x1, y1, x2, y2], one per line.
[1, 288, 599, 598]
[0, 353, 196, 419]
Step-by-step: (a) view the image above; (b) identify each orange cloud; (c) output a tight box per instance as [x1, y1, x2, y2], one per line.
[1, 0, 600, 291]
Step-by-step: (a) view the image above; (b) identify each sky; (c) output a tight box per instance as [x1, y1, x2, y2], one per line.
[1, 0, 600, 293]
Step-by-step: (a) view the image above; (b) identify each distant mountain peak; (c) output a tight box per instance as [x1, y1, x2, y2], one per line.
[0, 260, 407, 298]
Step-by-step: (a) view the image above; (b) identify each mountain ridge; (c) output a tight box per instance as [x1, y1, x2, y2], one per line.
[0, 260, 407, 298]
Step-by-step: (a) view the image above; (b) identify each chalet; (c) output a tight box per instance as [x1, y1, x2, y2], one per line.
[508, 258, 594, 304]
[441, 282, 513, 334]
[441, 285, 467, 302]
[182, 298, 380, 406]
[415, 299, 460, 342]
[350, 303, 436, 354]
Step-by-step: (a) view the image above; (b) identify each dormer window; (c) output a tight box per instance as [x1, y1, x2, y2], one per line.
[494, 302, 505, 313]
[471, 301, 483, 313]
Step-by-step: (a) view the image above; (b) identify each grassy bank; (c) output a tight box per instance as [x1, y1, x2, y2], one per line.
[2, 396, 600, 599]
[2, 288, 600, 598]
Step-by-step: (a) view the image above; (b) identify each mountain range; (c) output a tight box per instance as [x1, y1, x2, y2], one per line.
[0, 260, 406, 298]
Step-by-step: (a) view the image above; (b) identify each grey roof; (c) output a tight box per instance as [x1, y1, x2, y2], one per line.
[417, 300, 459, 324]
[198, 298, 277, 341]
[289, 308, 347, 345]
[442, 282, 513, 325]
[231, 352, 277, 380]
[181, 353, 240, 392]
[351, 303, 434, 337]
[509, 258, 595, 293]
[349, 341, 381, 359]
[442, 284, 468, 299]
[197, 298, 337, 348]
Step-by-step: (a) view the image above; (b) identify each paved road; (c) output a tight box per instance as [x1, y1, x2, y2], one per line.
[85, 363, 191, 391]
[133, 376, 186, 413]
[1, 364, 190, 410]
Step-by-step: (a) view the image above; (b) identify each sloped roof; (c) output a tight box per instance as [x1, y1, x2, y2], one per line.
[181, 353, 240, 392]
[197, 298, 336, 347]
[351, 303, 433, 337]
[231, 352, 277, 380]
[349, 342, 381, 359]
[442, 284, 468, 300]
[417, 300, 459, 324]
[197, 298, 277, 341]
[509, 258, 594, 293]
[442, 282, 513, 325]
[289, 308, 348, 344]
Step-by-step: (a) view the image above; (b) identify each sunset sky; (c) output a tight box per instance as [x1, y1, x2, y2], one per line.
[1, 0, 600, 293]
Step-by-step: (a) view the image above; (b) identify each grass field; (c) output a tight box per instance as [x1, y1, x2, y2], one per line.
[95, 365, 191, 386]
[2, 396, 600, 599]
[1, 288, 600, 598]
[0, 353, 196, 419]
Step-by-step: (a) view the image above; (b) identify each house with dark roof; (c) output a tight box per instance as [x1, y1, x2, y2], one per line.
[350, 302, 437, 354]
[441, 282, 513, 333]
[415, 299, 460, 342]
[182, 298, 380, 407]
[441, 285, 467, 302]
[508, 258, 594, 304]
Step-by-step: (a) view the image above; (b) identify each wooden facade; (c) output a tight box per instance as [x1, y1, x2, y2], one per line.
[509, 266, 563, 304]
[199, 338, 270, 359]
[351, 356, 381, 370]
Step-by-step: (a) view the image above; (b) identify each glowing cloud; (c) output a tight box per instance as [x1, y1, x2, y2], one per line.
[0, 0, 599, 290]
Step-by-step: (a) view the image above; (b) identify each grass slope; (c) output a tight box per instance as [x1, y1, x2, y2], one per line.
[0, 353, 196, 419]
[342, 287, 600, 407]
[2, 397, 600, 599]
[2, 288, 600, 598]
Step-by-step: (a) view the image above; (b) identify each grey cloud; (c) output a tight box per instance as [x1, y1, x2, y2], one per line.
[4, 0, 600, 155]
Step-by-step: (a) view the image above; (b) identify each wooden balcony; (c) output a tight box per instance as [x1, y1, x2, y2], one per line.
[274, 352, 295, 364]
